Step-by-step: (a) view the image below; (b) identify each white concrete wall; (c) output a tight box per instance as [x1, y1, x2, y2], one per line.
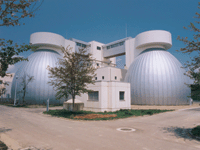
[89, 41, 116, 67]
[77, 81, 130, 112]
[103, 45, 125, 58]
[30, 32, 76, 54]
[30, 32, 65, 48]
[65, 39, 76, 52]
[95, 67, 127, 82]
[125, 38, 135, 69]
[88, 41, 104, 61]
[134, 30, 172, 50]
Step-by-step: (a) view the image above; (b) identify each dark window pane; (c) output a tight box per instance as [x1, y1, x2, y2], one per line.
[76, 42, 81, 46]
[82, 44, 86, 48]
[97, 46, 101, 50]
[88, 91, 99, 101]
[119, 91, 124, 100]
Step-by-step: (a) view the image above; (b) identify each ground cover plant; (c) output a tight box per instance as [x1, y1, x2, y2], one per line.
[43, 109, 173, 120]
[0, 140, 8, 150]
[191, 126, 200, 137]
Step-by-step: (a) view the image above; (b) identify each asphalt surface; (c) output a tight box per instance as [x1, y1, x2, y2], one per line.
[0, 105, 200, 150]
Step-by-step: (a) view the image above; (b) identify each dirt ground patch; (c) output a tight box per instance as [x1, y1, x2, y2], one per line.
[74, 114, 117, 119]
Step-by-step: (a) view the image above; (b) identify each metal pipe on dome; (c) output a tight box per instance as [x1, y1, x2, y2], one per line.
[14, 76, 18, 106]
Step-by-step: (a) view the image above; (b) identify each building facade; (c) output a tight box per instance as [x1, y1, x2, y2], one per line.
[5, 30, 192, 109]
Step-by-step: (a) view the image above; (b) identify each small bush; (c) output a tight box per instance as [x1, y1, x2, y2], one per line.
[191, 126, 200, 137]
[0, 140, 8, 150]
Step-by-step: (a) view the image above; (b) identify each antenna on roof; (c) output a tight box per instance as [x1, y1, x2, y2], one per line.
[126, 23, 127, 38]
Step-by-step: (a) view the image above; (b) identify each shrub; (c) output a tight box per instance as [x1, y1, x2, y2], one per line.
[191, 126, 200, 137]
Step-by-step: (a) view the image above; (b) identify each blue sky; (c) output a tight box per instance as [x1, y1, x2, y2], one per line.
[1, 0, 199, 68]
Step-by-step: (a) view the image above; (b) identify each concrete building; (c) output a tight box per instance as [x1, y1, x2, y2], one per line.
[0, 30, 191, 111]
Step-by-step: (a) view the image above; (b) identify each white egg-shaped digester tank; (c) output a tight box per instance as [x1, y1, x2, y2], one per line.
[125, 30, 191, 105]
[11, 32, 65, 104]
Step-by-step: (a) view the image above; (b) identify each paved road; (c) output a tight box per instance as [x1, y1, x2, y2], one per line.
[0, 106, 200, 150]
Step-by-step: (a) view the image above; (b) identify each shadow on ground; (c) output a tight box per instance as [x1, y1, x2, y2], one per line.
[163, 126, 194, 141]
[0, 127, 12, 133]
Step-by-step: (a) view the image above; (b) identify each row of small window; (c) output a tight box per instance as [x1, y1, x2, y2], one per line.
[88, 91, 125, 101]
[76, 42, 87, 48]
[95, 76, 117, 80]
[106, 41, 124, 50]
[76, 43, 101, 50]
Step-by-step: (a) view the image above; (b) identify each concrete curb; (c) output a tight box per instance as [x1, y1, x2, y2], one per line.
[177, 106, 200, 111]
[0, 133, 21, 150]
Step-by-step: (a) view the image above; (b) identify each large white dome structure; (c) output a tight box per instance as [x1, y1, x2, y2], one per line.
[11, 49, 63, 104]
[125, 48, 191, 105]
[11, 32, 68, 104]
[123, 30, 192, 105]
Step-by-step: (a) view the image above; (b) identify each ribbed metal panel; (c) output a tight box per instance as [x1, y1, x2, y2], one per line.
[11, 49, 63, 104]
[125, 48, 191, 105]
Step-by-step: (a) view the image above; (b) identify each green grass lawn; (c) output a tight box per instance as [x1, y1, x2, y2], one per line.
[191, 126, 200, 137]
[43, 109, 173, 120]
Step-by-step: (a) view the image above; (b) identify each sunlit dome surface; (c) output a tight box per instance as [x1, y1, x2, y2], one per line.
[11, 49, 63, 104]
[125, 48, 192, 105]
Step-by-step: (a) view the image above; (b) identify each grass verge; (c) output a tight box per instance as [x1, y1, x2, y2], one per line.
[43, 109, 173, 120]
[191, 126, 200, 137]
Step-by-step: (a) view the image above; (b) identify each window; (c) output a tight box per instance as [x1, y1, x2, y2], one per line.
[82, 44, 86, 48]
[102, 76, 104, 79]
[119, 91, 125, 100]
[115, 76, 117, 80]
[97, 46, 101, 50]
[119, 41, 124, 46]
[97, 63, 99, 66]
[76, 42, 81, 46]
[76, 42, 87, 48]
[106, 41, 124, 50]
[95, 77, 97, 80]
[88, 91, 99, 101]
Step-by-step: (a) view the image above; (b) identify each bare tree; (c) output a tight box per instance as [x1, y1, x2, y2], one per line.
[18, 73, 34, 104]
